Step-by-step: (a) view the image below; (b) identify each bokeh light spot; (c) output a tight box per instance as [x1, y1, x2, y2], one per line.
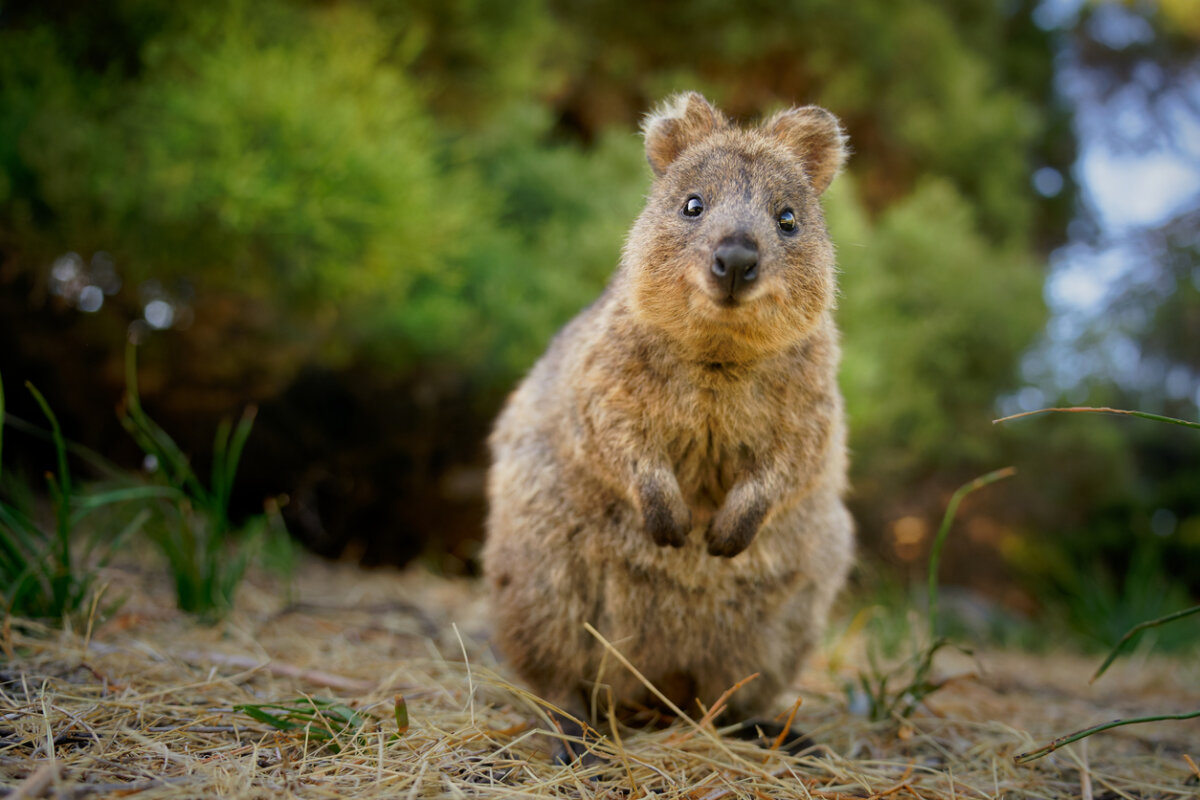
[78, 285, 104, 312]
[1032, 166, 1064, 197]
[145, 299, 175, 329]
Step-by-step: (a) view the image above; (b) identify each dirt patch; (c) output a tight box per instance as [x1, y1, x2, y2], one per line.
[2, 558, 1197, 798]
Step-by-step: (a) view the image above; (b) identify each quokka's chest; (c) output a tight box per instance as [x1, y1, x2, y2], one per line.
[657, 389, 779, 508]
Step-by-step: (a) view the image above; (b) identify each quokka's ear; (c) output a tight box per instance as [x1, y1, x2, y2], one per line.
[642, 92, 726, 178]
[764, 106, 848, 195]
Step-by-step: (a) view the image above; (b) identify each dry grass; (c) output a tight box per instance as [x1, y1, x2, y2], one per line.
[2, 557, 1198, 799]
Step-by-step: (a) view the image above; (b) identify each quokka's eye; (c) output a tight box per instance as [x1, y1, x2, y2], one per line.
[682, 195, 705, 218]
[777, 209, 798, 233]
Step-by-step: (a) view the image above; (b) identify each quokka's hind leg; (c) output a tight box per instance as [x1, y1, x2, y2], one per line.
[546, 693, 604, 768]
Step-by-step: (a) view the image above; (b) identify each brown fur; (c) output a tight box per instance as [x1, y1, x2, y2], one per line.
[484, 93, 854, 725]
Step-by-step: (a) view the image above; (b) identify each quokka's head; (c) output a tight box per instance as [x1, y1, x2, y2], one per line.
[623, 92, 848, 362]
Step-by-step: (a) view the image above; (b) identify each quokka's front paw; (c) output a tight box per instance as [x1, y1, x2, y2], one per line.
[705, 491, 769, 558]
[637, 474, 692, 548]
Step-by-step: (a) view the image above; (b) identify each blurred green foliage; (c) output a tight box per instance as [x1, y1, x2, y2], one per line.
[0, 0, 1056, 438]
[833, 177, 1044, 474]
[4, 2, 587, 377]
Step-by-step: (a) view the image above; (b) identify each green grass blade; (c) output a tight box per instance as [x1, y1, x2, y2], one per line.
[123, 344, 207, 501]
[0, 517, 36, 581]
[220, 407, 257, 523]
[9, 570, 50, 616]
[994, 406, 1200, 431]
[234, 698, 363, 745]
[2, 413, 127, 480]
[92, 508, 152, 567]
[394, 695, 409, 735]
[70, 485, 185, 525]
[24, 382, 72, 504]
[209, 407, 258, 530]
[320, 702, 366, 727]
[211, 417, 232, 524]
[226, 408, 257, 488]
[0, 506, 43, 594]
[0, 369, 6, 485]
[39, 468, 77, 619]
[0, 500, 43, 549]
[0, 464, 54, 613]
[236, 704, 308, 732]
[1090, 604, 1200, 684]
[1015, 710, 1200, 764]
[40, 470, 71, 582]
[214, 526, 257, 614]
[927, 467, 1015, 638]
[123, 339, 144, 417]
[122, 406, 205, 500]
[169, 514, 202, 614]
[0, 528, 27, 576]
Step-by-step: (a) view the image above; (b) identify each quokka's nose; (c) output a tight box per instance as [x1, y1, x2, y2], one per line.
[711, 238, 759, 296]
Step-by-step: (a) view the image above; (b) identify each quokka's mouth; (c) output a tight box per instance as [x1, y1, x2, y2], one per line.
[713, 295, 740, 309]
[708, 290, 758, 311]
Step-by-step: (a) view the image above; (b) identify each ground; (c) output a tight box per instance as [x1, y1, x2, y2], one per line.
[1, 556, 1197, 799]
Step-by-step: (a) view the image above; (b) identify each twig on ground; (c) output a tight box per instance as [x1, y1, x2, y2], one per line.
[1077, 738, 1093, 800]
[770, 695, 805, 753]
[60, 777, 195, 800]
[871, 760, 916, 798]
[1014, 711, 1200, 764]
[692, 765, 798, 800]
[9, 761, 57, 799]
[671, 672, 761, 744]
